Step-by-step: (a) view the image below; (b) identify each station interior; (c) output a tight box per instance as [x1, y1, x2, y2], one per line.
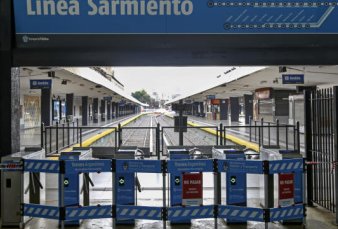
[2, 1, 338, 229]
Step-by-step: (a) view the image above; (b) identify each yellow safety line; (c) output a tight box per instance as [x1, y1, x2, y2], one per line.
[54, 113, 145, 157]
[165, 113, 259, 152]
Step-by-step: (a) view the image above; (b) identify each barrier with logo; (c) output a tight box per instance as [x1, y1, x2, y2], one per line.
[1, 157, 305, 228]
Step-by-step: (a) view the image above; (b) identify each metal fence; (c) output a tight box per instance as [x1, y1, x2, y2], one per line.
[160, 126, 219, 156]
[305, 87, 338, 217]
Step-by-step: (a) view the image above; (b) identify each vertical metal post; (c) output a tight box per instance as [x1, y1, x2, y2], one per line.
[80, 128, 83, 147]
[297, 122, 300, 153]
[333, 86, 338, 222]
[157, 123, 160, 160]
[304, 89, 313, 206]
[62, 123, 65, 147]
[293, 124, 296, 151]
[45, 127, 48, 156]
[76, 119, 79, 143]
[118, 123, 122, 147]
[179, 100, 184, 146]
[72, 121, 75, 144]
[112, 160, 116, 229]
[56, 122, 59, 153]
[276, 119, 280, 148]
[249, 117, 252, 142]
[286, 125, 288, 150]
[224, 127, 227, 146]
[214, 166, 220, 229]
[268, 122, 271, 147]
[41, 123, 44, 148]
[60, 167, 65, 229]
[115, 128, 118, 152]
[49, 127, 52, 153]
[67, 120, 70, 146]
[162, 162, 167, 229]
[220, 123, 223, 146]
[216, 127, 219, 146]
[255, 120, 257, 142]
[261, 118, 264, 147]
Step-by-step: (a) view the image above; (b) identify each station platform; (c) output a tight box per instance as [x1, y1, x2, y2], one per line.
[184, 115, 305, 154]
[20, 114, 139, 152]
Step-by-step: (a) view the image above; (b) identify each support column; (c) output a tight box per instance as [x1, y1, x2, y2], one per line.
[220, 99, 228, 120]
[244, 94, 253, 124]
[100, 100, 106, 121]
[112, 102, 115, 118]
[115, 103, 119, 118]
[41, 89, 52, 126]
[66, 93, 74, 120]
[82, 96, 88, 126]
[0, 62, 20, 156]
[230, 97, 240, 122]
[93, 98, 99, 123]
[107, 101, 111, 120]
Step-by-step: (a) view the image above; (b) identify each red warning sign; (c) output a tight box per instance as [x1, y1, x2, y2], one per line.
[278, 173, 295, 207]
[182, 173, 203, 206]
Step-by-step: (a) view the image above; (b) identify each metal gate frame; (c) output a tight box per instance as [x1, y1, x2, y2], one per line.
[305, 86, 338, 224]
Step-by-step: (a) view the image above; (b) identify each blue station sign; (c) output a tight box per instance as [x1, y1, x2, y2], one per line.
[282, 74, 304, 84]
[14, 0, 338, 35]
[30, 79, 52, 89]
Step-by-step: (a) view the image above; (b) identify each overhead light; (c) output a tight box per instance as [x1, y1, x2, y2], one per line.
[95, 84, 102, 88]
[243, 85, 249, 88]
[61, 80, 67, 85]
[279, 66, 287, 73]
[38, 67, 52, 70]
[79, 84, 84, 87]
[260, 80, 267, 84]
[48, 71, 55, 78]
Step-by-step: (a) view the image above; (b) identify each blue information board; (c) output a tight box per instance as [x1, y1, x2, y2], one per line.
[14, 0, 338, 34]
[282, 74, 304, 84]
[30, 79, 52, 89]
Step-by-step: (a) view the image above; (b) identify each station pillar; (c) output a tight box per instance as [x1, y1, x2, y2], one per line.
[230, 97, 240, 122]
[115, 103, 119, 118]
[220, 99, 229, 120]
[244, 94, 253, 124]
[66, 93, 74, 120]
[112, 102, 116, 118]
[93, 98, 99, 123]
[107, 101, 111, 120]
[101, 99, 106, 121]
[41, 88, 52, 126]
[81, 96, 88, 126]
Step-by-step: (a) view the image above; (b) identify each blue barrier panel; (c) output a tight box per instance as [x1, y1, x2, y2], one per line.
[116, 205, 162, 220]
[24, 159, 59, 173]
[115, 160, 162, 173]
[167, 159, 214, 173]
[65, 159, 112, 174]
[269, 159, 304, 174]
[218, 160, 264, 174]
[23, 204, 59, 220]
[218, 205, 264, 222]
[270, 204, 304, 221]
[66, 205, 112, 221]
[168, 205, 214, 221]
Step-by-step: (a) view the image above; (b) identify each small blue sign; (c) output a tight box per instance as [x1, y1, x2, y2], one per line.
[30, 79, 52, 89]
[116, 160, 162, 173]
[219, 160, 264, 174]
[168, 159, 214, 173]
[207, 95, 216, 100]
[282, 74, 304, 84]
[65, 159, 112, 174]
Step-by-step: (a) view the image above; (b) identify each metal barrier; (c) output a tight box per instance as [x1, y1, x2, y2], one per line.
[224, 120, 300, 151]
[0, 156, 305, 228]
[161, 126, 219, 156]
